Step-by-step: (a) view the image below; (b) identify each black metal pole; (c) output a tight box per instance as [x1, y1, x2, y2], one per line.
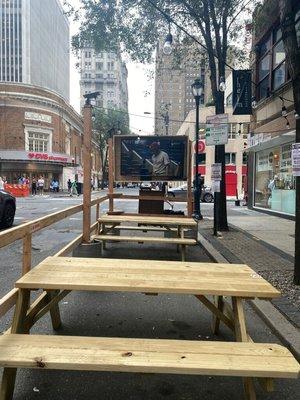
[193, 96, 202, 220]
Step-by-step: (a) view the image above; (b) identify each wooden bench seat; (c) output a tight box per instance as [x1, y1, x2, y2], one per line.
[0, 335, 299, 379]
[93, 234, 196, 246]
[98, 214, 197, 227]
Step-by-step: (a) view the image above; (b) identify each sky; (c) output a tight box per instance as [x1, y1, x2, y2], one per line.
[67, 1, 155, 135]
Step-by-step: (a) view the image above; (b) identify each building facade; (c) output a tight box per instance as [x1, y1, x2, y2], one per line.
[154, 41, 213, 136]
[247, 0, 300, 218]
[0, 0, 70, 100]
[177, 106, 250, 198]
[0, 83, 101, 190]
[79, 48, 128, 112]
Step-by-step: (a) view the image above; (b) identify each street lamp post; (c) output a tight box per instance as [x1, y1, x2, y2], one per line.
[191, 78, 204, 220]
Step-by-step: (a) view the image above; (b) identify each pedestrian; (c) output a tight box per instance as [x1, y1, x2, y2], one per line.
[67, 178, 72, 194]
[31, 177, 37, 196]
[70, 180, 79, 197]
[53, 180, 59, 193]
[0, 176, 4, 190]
[37, 176, 44, 195]
[91, 178, 94, 191]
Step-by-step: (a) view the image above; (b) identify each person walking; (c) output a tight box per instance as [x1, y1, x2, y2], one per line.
[70, 180, 79, 197]
[0, 176, 4, 190]
[31, 177, 37, 196]
[37, 176, 44, 195]
[67, 178, 72, 194]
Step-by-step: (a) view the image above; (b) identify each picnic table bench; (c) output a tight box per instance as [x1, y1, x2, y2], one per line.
[94, 214, 198, 261]
[0, 257, 299, 400]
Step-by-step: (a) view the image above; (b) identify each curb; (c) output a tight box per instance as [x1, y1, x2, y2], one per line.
[197, 231, 300, 362]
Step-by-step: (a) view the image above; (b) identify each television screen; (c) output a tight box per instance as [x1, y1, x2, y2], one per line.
[114, 135, 189, 182]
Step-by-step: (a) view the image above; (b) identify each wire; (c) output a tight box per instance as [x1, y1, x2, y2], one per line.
[143, 0, 294, 104]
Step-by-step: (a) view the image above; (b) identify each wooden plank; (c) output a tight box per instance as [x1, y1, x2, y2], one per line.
[115, 194, 191, 203]
[112, 226, 186, 232]
[211, 296, 224, 335]
[98, 215, 197, 227]
[0, 289, 30, 400]
[31, 290, 70, 326]
[0, 335, 298, 379]
[232, 297, 256, 400]
[0, 289, 19, 319]
[108, 138, 114, 213]
[15, 257, 281, 298]
[22, 234, 32, 275]
[93, 235, 196, 245]
[196, 295, 233, 331]
[83, 104, 92, 243]
[187, 140, 193, 217]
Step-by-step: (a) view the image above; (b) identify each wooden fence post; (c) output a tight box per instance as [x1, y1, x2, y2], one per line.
[22, 234, 32, 275]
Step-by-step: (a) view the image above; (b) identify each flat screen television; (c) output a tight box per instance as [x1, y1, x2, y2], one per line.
[114, 135, 189, 182]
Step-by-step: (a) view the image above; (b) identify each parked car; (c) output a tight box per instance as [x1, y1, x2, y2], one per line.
[126, 182, 137, 188]
[168, 184, 214, 203]
[140, 182, 152, 190]
[0, 190, 16, 228]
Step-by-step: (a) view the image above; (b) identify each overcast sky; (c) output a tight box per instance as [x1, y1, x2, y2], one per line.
[67, 1, 155, 135]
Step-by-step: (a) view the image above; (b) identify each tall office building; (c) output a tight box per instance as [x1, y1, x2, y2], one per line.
[80, 47, 128, 112]
[0, 0, 70, 100]
[154, 41, 211, 136]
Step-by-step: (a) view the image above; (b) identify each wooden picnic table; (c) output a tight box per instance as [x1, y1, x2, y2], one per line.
[96, 214, 198, 261]
[0, 257, 298, 400]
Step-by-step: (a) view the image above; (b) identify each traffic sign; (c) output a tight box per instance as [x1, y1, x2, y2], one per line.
[195, 140, 206, 153]
[205, 114, 228, 146]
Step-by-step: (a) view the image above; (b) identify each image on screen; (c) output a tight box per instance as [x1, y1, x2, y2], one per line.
[115, 136, 188, 182]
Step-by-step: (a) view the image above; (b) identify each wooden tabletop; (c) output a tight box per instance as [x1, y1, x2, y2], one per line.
[98, 214, 197, 227]
[15, 257, 280, 298]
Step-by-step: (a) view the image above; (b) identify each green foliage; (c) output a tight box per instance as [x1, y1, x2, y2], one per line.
[65, 0, 257, 107]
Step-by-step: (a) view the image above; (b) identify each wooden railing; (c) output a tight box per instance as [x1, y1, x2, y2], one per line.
[0, 195, 108, 320]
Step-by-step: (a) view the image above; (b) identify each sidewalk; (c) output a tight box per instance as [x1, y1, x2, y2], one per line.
[199, 207, 299, 329]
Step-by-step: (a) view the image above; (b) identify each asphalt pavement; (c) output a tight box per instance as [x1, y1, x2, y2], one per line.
[0, 190, 299, 399]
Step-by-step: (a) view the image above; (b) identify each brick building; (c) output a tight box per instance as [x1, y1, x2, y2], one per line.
[0, 83, 101, 190]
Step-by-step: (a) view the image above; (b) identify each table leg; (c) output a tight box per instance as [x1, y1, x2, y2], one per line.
[232, 297, 256, 400]
[0, 289, 30, 400]
[46, 290, 62, 330]
[179, 227, 186, 261]
[211, 296, 224, 335]
[176, 226, 180, 253]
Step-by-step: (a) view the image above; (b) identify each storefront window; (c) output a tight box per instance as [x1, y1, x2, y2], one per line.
[254, 144, 295, 215]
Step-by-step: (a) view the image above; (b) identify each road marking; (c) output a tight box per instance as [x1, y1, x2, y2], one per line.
[14, 217, 25, 220]
[69, 218, 81, 221]
[48, 207, 58, 211]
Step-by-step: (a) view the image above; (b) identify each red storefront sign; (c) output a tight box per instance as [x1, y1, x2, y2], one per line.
[28, 152, 69, 163]
[225, 165, 237, 197]
[194, 140, 206, 153]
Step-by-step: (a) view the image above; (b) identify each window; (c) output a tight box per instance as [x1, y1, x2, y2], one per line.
[198, 153, 206, 165]
[96, 62, 103, 70]
[225, 153, 236, 164]
[255, 19, 297, 100]
[226, 93, 232, 106]
[228, 124, 237, 139]
[27, 131, 50, 152]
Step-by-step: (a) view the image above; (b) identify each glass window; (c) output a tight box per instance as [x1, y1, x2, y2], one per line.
[273, 41, 285, 67]
[225, 153, 236, 164]
[254, 145, 295, 214]
[28, 132, 49, 152]
[259, 54, 270, 80]
[259, 35, 271, 55]
[198, 153, 206, 165]
[258, 76, 269, 99]
[273, 62, 286, 90]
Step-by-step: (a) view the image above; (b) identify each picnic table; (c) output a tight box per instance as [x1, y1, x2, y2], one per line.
[0, 256, 298, 400]
[95, 214, 198, 261]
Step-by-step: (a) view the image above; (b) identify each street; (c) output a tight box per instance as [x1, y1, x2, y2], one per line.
[0, 190, 299, 399]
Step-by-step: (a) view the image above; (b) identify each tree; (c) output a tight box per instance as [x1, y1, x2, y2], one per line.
[65, 0, 256, 230]
[278, 0, 300, 285]
[93, 108, 130, 188]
